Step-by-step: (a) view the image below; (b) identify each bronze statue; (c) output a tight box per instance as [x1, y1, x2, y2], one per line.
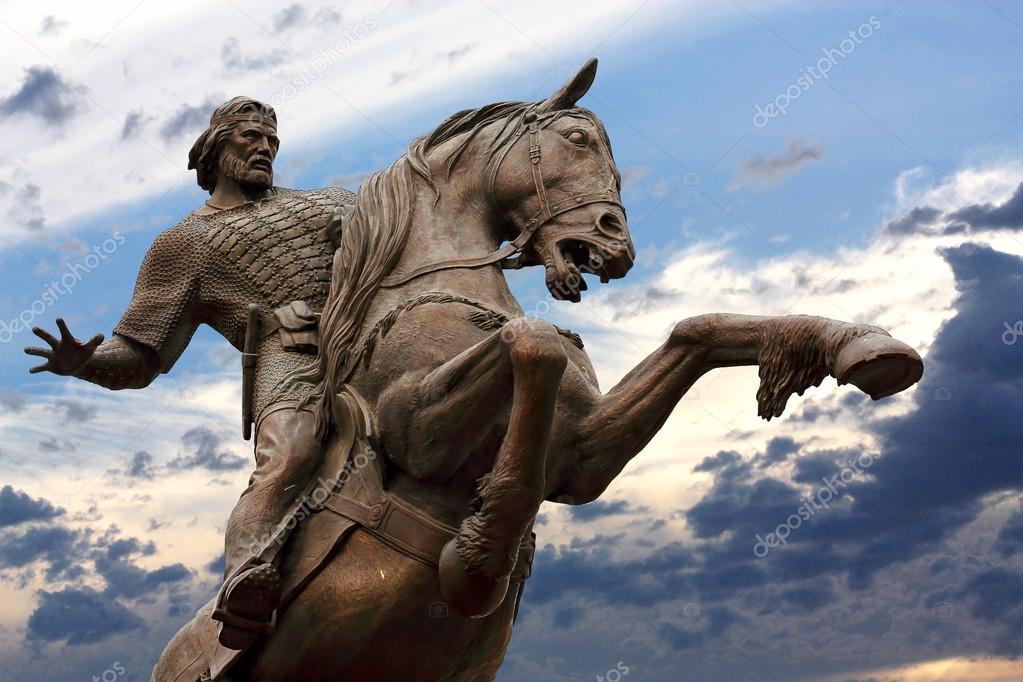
[24, 97, 355, 650]
[31, 61, 923, 681]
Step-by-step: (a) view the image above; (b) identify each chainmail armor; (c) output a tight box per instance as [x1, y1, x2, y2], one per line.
[110, 186, 355, 420]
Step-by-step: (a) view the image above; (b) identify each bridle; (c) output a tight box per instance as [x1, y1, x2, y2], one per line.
[379, 108, 624, 288]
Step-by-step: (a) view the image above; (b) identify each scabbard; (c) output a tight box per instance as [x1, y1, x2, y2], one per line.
[242, 304, 260, 440]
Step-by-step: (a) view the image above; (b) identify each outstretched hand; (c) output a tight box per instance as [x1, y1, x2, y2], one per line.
[24, 318, 104, 376]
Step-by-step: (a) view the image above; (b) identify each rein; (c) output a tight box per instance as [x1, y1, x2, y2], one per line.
[378, 109, 623, 288]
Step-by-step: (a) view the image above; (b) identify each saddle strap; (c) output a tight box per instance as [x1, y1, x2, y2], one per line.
[320, 435, 536, 580]
[323, 490, 457, 568]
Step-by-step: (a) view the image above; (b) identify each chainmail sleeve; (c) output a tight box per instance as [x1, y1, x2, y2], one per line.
[113, 222, 204, 373]
[73, 334, 162, 389]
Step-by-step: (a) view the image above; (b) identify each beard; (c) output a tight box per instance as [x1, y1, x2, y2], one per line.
[218, 149, 273, 191]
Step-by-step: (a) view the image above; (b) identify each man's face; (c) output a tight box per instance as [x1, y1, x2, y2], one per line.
[218, 122, 279, 190]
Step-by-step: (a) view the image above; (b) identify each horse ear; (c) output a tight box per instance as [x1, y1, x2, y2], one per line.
[537, 58, 598, 113]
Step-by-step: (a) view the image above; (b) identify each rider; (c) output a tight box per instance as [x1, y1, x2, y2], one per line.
[24, 97, 355, 650]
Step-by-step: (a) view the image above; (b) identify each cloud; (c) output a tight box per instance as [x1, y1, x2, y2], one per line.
[883, 182, 1023, 237]
[567, 499, 647, 522]
[92, 535, 191, 600]
[0, 525, 85, 581]
[38, 15, 69, 36]
[273, 3, 306, 32]
[158, 95, 223, 142]
[120, 109, 149, 140]
[313, 7, 342, 25]
[326, 170, 374, 189]
[52, 398, 98, 423]
[728, 137, 825, 190]
[0, 66, 81, 126]
[168, 426, 247, 471]
[947, 182, 1023, 231]
[0, 389, 27, 413]
[0, 181, 46, 231]
[26, 587, 145, 645]
[221, 38, 289, 72]
[125, 451, 156, 479]
[0, 487, 64, 527]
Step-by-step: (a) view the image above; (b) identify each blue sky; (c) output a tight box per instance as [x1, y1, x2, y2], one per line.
[1, 1, 1022, 680]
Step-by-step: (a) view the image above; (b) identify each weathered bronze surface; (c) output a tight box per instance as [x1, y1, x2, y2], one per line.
[27, 61, 923, 681]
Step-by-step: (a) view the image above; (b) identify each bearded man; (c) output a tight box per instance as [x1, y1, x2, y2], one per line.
[24, 97, 355, 650]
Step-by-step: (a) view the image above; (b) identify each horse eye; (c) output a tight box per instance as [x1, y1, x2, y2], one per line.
[567, 130, 587, 145]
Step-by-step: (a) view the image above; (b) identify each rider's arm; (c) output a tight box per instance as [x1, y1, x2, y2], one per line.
[101, 226, 204, 386]
[72, 334, 163, 389]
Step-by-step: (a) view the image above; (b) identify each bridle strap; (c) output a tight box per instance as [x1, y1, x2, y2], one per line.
[379, 110, 623, 289]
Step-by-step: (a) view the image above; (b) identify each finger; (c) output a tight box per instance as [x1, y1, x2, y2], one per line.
[85, 333, 104, 350]
[29, 364, 50, 374]
[56, 318, 73, 342]
[31, 327, 59, 348]
[24, 347, 52, 358]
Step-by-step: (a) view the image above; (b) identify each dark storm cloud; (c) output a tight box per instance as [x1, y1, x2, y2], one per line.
[158, 95, 223, 141]
[27, 587, 144, 644]
[221, 38, 289, 72]
[947, 182, 1023, 231]
[93, 536, 190, 600]
[524, 535, 699, 610]
[883, 183, 1023, 236]
[206, 552, 225, 575]
[883, 205, 942, 236]
[728, 138, 825, 190]
[994, 507, 1023, 557]
[0, 66, 81, 126]
[647, 242, 1023, 629]
[567, 499, 648, 522]
[515, 243, 1023, 671]
[754, 436, 799, 468]
[168, 426, 246, 471]
[0, 525, 85, 581]
[0, 486, 64, 527]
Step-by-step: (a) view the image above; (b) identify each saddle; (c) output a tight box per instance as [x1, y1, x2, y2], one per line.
[155, 386, 535, 682]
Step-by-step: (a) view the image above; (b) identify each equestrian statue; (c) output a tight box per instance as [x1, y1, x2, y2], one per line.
[26, 60, 923, 681]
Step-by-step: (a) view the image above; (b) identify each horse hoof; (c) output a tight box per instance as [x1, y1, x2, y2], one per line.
[835, 332, 923, 400]
[437, 539, 510, 618]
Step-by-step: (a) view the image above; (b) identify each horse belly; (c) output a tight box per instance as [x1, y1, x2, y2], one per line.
[243, 529, 516, 681]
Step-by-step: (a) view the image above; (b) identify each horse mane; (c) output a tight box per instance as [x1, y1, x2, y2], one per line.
[296, 100, 543, 437]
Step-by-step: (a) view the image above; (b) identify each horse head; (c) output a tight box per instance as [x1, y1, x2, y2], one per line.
[489, 58, 635, 301]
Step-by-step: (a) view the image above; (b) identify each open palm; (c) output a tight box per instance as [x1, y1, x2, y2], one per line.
[24, 318, 103, 376]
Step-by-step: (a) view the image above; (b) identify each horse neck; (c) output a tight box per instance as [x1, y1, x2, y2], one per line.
[363, 183, 524, 329]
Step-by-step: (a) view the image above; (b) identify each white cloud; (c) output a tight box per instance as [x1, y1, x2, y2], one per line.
[0, 0, 797, 246]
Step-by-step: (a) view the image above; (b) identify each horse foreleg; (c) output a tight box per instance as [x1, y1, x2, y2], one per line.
[376, 318, 567, 617]
[553, 313, 922, 503]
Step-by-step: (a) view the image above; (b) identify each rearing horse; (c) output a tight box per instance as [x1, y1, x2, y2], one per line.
[154, 59, 922, 681]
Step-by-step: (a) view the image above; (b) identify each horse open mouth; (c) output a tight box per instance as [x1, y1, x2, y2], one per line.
[544, 237, 632, 302]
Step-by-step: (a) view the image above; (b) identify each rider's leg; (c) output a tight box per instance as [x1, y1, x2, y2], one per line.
[224, 406, 322, 575]
[217, 406, 322, 649]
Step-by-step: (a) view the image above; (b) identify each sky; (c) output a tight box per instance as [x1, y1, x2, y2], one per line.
[1, 0, 1022, 680]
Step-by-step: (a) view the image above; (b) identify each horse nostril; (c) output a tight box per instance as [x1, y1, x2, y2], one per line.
[596, 211, 623, 237]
